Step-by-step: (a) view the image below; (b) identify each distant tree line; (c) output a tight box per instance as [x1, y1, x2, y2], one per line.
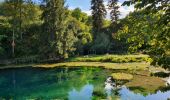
[0, 0, 169, 68]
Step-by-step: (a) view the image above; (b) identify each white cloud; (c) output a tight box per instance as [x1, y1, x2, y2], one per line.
[68, 5, 83, 10]
[119, 4, 134, 18]
[83, 10, 92, 15]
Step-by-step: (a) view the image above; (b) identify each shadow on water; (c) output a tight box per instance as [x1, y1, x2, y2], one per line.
[0, 67, 170, 100]
[157, 86, 170, 92]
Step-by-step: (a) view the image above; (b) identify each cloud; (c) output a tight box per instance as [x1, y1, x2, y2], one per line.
[83, 10, 92, 15]
[118, 2, 134, 18]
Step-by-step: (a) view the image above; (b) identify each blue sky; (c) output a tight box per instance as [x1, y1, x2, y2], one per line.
[0, 0, 134, 18]
[66, 0, 134, 18]
[67, 0, 125, 11]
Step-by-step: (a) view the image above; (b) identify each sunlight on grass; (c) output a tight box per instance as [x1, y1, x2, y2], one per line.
[67, 54, 151, 63]
[34, 62, 150, 70]
[111, 73, 133, 80]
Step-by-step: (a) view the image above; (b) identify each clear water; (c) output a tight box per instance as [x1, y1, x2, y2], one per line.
[0, 67, 170, 100]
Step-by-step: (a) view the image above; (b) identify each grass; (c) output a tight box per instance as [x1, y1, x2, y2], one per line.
[34, 62, 150, 70]
[0, 54, 165, 72]
[111, 73, 133, 80]
[67, 54, 152, 63]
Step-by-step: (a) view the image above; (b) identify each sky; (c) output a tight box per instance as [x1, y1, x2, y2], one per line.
[66, 0, 134, 19]
[0, 0, 134, 19]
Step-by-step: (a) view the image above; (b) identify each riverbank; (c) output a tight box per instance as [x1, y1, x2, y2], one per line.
[0, 54, 165, 72]
[66, 54, 151, 63]
[0, 54, 150, 69]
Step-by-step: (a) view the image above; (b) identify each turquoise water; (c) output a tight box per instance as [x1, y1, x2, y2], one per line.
[0, 67, 170, 100]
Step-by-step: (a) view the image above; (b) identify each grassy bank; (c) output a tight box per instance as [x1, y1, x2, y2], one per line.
[34, 62, 150, 70]
[67, 54, 152, 63]
[0, 54, 161, 71]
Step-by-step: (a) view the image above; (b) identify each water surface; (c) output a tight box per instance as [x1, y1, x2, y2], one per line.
[0, 67, 170, 100]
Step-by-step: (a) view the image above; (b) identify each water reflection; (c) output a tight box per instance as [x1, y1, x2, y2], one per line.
[0, 67, 170, 100]
[68, 84, 170, 100]
[69, 84, 93, 100]
[120, 87, 170, 100]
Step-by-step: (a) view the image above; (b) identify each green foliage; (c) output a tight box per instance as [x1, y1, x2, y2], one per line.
[41, 3, 93, 58]
[120, 0, 170, 68]
[69, 8, 93, 55]
[91, 0, 107, 34]
[0, 34, 6, 55]
[0, 1, 42, 58]
[0, 1, 93, 59]
[116, 11, 157, 53]
[71, 8, 89, 23]
[41, 0, 71, 58]
[71, 8, 82, 20]
[91, 32, 110, 54]
[108, 0, 120, 24]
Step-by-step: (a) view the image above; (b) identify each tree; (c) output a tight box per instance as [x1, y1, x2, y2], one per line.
[71, 8, 89, 24]
[122, 0, 170, 68]
[2, 0, 35, 38]
[108, 0, 120, 25]
[61, 10, 92, 57]
[0, 34, 6, 56]
[41, 0, 66, 58]
[91, 0, 106, 35]
[71, 8, 82, 21]
[0, 1, 42, 57]
[115, 11, 156, 52]
[69, 8, 93, 55]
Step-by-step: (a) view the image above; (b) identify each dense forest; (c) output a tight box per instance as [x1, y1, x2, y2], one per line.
[0, 0, 169, 68]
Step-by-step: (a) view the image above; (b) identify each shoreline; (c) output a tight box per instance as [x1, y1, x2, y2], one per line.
[0, 61, 154, 70]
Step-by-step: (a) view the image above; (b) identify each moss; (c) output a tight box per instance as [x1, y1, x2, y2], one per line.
[111, 73, 133, 80]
